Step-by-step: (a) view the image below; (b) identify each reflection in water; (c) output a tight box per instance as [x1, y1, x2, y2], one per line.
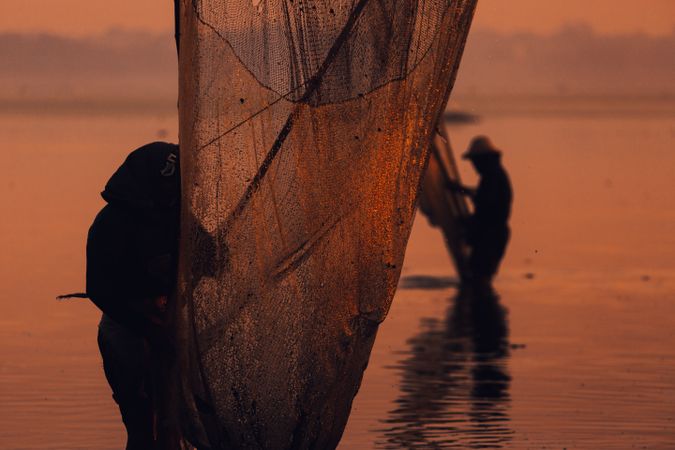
[399, 275, 461, 290]
[377, 287, 512, 449]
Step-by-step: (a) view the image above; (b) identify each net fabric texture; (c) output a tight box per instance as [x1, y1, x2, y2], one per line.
[175, 1, 477, 448]
[418, 125, 471, 280]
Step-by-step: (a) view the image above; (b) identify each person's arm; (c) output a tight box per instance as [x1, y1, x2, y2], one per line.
[446, 179, 476, 198]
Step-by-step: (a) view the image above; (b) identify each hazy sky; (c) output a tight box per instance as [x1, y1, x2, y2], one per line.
[2, 0, 675, 36]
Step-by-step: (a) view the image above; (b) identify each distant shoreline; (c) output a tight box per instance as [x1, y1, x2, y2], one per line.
[2, 95, 674, 118]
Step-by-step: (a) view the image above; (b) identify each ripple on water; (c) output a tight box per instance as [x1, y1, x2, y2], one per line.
[375, 288, 513, 449]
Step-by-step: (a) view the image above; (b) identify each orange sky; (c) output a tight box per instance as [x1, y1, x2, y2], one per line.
[1, 0, 675, 36]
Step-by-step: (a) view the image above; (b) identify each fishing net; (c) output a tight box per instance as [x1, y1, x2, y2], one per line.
[418, 125, 471, 280]
[173, 0, 477, 448]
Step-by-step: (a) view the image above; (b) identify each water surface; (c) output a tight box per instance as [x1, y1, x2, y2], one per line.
[1, 98, 674, 449]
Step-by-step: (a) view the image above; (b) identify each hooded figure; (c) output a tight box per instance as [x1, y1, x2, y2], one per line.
[86, 142, 180, 450]
[450, 136, 512, 284]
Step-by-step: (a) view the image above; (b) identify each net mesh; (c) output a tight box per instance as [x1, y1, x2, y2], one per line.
[418, 124, 471, 280]
[174, 1, 477, 447]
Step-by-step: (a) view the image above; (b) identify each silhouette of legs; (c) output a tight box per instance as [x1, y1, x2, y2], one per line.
[98, 315, 155, 450]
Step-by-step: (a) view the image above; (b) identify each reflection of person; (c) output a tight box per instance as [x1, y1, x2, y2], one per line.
[448, 136, 512, 285]
[86, 142, 180, 450]
[380, 286, 511, 447]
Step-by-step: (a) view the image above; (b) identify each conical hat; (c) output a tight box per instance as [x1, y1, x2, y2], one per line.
[462, 136, 501, 159]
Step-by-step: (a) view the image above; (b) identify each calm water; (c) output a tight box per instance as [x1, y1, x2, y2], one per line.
[1, 98, 674, 449]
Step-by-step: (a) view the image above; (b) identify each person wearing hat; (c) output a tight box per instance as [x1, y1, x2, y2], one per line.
[86, 141, 180, 449]
[447, 136, 512, 285]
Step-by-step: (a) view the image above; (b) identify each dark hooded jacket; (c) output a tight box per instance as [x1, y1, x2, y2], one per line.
[86, 142, 180, 335]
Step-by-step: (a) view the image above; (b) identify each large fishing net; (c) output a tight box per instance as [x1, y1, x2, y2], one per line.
[173, 1, 477, 448]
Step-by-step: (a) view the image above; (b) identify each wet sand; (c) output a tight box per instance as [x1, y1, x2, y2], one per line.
[1, 99, 675, 448]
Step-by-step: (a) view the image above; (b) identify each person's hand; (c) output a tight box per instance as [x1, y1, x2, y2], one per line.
[447, 180, 469, 194]
[137, 295, 168, 325]
[446, 180, 462, 192]
[446, 181, 475, 198]
[153, 295, 168, 318]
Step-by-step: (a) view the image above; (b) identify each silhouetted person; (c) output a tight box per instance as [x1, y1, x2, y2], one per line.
[449, 136, 512, 286]
[87, 142, 180, 450]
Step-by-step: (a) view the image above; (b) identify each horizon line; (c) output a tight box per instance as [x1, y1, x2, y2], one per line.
[1, 21, 674, 40]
